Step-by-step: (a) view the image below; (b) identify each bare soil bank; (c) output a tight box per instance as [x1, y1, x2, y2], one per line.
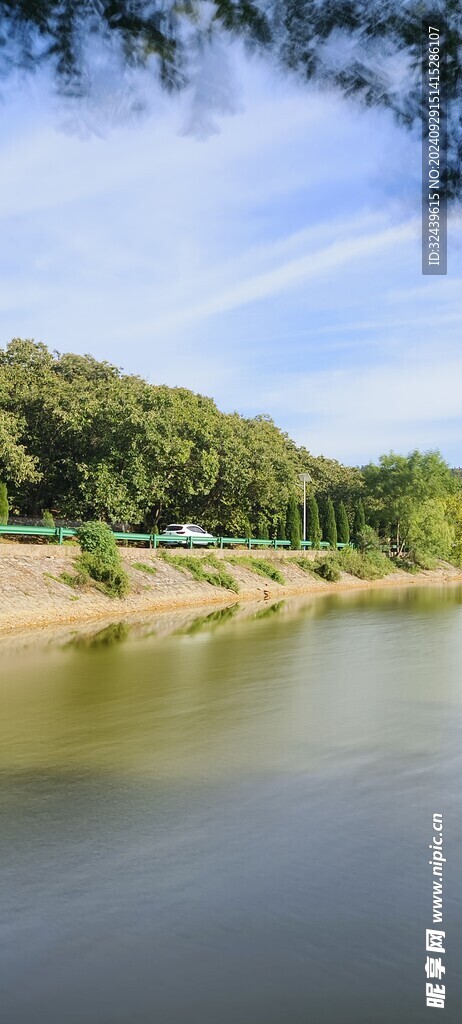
[1, 542, 461, 636]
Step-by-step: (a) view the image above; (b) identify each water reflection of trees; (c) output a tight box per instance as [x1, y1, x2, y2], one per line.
[67, 621, 131, 650]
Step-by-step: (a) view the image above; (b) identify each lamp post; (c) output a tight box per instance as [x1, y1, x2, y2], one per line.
[299, 473, 312, 543]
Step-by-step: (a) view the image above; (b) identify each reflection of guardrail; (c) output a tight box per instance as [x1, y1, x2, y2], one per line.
[0, 524, 351, 550]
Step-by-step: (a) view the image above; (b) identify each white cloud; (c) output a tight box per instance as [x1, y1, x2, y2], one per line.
[254, 351, 462, 462]
[0, 45, 461, 466]
[118, 216, 418, 336]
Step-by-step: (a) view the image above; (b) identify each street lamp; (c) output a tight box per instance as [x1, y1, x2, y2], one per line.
[299, 473, 312, 542]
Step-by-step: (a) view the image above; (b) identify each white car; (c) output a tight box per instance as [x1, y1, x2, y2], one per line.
[160, 524, 215, 546]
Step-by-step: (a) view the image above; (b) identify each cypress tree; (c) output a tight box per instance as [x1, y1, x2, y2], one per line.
[257, 515, 269, 540]
[307, 494, 322, 548]
[325, 496, 337, 549]
[277, 516, 286, 541]
[353, 500, 366, 543]
[0, 482, 9, 526]
[336, 501, 350, 544]
[286, 495, 301, 550]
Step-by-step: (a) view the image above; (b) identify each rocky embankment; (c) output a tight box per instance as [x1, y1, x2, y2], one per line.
[0, 542, 461, 635]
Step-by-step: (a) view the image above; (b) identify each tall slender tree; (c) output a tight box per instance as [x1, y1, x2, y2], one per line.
[325, 496, 338, 549]
[352, 500, 366, 544]
[277, 516, 286, 541]
[286, 495, 301, 550]
[336, 501, 350, 544]
[257, 515, 269, 540]
[307, 494, 322, 548]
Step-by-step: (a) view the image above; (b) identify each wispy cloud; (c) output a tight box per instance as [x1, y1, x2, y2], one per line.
[0, 47, 461, 464]
[138, 219, 418, 334]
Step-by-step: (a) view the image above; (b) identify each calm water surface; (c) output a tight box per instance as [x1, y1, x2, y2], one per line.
[1, 587, 462, 1023]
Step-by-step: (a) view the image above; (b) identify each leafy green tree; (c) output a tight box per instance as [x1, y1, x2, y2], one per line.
[0, 407, 40, 490]
[0, 482, 8, 525]
[286, 495, 301, 550]
[336, 501, 350, 544]
[307, 494, 321, 548]
[403, 500, 454, 563]
[362, 450, 457, 555]
[298, 448, 364, 519]
[325, 497, 338, 549]
[446, 494, 462, 567]
[8, 339, 459, 570]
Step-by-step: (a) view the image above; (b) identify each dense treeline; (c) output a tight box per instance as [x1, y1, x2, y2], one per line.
[1, 339, 461, 564]
[0, 339, 361, 535]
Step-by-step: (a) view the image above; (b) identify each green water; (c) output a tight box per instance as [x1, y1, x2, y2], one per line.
[1, 586, 461, 1022]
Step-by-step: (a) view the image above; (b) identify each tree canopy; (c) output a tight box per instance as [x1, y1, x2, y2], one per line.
[362, 450, 459, 555]
[1, 340, 461, 567]
[1, 1, 459, 197]
[0, 339, 301, 533]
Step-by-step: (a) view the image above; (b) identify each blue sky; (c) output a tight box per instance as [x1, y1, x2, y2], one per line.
[1, 41, 461, 466]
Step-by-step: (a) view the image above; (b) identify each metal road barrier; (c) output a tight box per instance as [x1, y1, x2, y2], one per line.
[0, 524, 350, 549]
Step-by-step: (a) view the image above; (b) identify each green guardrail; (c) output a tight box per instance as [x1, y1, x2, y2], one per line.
[0, 525, 354, 549]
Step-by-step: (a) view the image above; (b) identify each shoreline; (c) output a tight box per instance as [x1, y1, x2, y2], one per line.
[0, 543, 461, 639]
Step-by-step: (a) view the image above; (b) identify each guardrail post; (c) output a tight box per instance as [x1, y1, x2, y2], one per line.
[247, 537, 252, 549]
[188, 535, 193, 549]
[58, 527, 64, 545]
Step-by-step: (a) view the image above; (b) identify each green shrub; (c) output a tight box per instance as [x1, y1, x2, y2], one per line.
[133, 561, 157, 575]
[412, 550, 438, 571]
[291, 557, 317, 575]
[313, 558, 341, 582]
[158, 550, 185, 569]
[229, 556, 285, 584]
[77, 521, 118, 558]
[76, 552, 130, 597]
[159, 551, 239, 592]
[204, 553, 239, 591]
[0, 482, 9, 526]
[42, 509, 55, 528]
[355, 524, 382, 552]
[394, 557, 420, 574]
[75, 521, 129, 597]
[60, 571, 80, 588]
[338, 548, 394, 580]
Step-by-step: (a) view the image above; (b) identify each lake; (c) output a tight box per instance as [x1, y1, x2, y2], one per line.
[1, 586, 461, 1022]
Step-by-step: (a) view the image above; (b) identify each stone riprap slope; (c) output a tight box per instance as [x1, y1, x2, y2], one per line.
[0, 542, 461, 634]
